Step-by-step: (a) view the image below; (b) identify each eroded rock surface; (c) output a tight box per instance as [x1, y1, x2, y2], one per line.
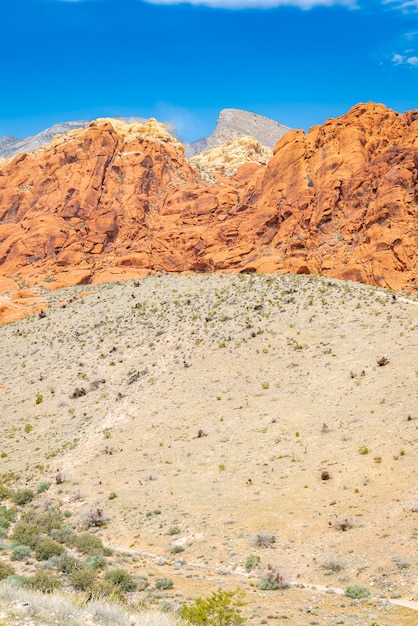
[0, 103, 416, 296]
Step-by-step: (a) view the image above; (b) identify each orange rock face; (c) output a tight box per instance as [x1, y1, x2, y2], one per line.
[0, 104, 417, 297]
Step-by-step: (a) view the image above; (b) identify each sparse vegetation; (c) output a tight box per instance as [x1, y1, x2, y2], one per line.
[180, 588, 246, 626]
[344, 584, 370, 599]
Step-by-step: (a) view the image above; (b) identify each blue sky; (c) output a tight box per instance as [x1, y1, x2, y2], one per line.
[1, 0, 417, 141]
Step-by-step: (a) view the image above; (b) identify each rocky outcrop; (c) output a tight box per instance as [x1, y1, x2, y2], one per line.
[190, 136, 272, 177]
[0, 103, 416, 296]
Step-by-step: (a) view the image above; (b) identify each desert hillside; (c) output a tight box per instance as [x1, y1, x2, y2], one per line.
[0, 103, 416, 302]
[0, 273, 417, 624]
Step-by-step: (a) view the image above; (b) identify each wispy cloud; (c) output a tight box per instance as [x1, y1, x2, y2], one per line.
[384, 0, 418, 12]
[144, 0, 356, 9]
[392, 52, 418, 65]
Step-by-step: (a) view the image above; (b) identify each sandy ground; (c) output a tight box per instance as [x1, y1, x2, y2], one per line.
[0, 272, 417, 624]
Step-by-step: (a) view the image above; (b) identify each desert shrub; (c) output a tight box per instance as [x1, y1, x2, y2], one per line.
[34, 537, 65, 561]
[11, 522, 45, 548]
[23, 507, 63, 533]
[50, 524, 76, 546]
[85, 554, 107, 570]
[245, 555, 260, 571]
[80, 507, 109, 529]
[253, 530, 276, 548]
[171, 544, 184, 554]
[91, 578, 124, 601]
[0, 561, 15, 580]
[258, 564, 288, 590]
[392, 555, 410, 570]
[180, 588, 245, 626]
[11, 489, 35, 506]
[10, 544, 31, 561]
[26, 570, 61, 593]
[358, 445, 369, 455]
[57, 553, 82, 574]
[137, 576, 150, 591]
[69, 565, 98, 591]
[74, 532, 104, 554]
[0, 485, 11, 501]
[104, 568, 136, 592]
[36, 481, 51, 494]
[332, 517, 354, 532]
[345, 584, 370, 599]
[0, 505, 16, 525]
[155, 577, 174, 590]
[168, 526, 181, 535]
[321, 554, 345, 572]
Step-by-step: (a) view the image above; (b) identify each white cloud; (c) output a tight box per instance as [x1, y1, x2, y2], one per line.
[392, 51, 418, 66]
[384, 0, 418, 11]
[144, 0, 356, 9]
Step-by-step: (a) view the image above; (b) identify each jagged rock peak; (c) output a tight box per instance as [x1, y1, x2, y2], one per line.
[208, 108, 291, 150]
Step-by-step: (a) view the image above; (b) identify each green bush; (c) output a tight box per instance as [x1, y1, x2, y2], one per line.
[10, 545, 31, 561]
[245, 555, 260, 571]
[74, 532, 104, 554]
[104, 567, 136, 591]
[57, 553, 82, 574]
[69, 566, 98, 591]
[36, 481, 51, 494]
[26, 571, 61, 593]
[155, 577, 174, 590]
[345, 584, 370, 599]
[24, 507, 63, 532]
[11, 522, 45, 548]
[11, 490, 35, 506]
[0, 561, 15, 580]
[0, 485, 11, 501]
[50, 524, 76, 546]
[180, 589, 246, 626]
[0, 505, 16, 524]
[34, 537, 65, 561]
[171, 544, 184, 554]
[85, 554, 107, 570]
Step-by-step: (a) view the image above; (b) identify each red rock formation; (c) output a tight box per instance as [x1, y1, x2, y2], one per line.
[0, 104, 416, 299]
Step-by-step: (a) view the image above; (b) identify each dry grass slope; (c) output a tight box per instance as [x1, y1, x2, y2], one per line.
[0, 273, 417, 625]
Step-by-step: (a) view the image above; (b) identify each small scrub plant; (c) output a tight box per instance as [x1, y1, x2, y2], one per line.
[168, 526, 181, 535]
[24, 424, 33, 433]
[253, 530, 276, 548]
[36, 481, 51, 494]
[34, 537, 65, 561]
[321, 554, 345, 572]
[11, 489, 35, 506]
[35, 393, 43, 405]
[332, 517, 354, 532]
[170, 544, 185, 554]
[104, 568, 136, 592]
[261, 381, 270, 390]
[258, 564, 288, 590]
[358, 445, 369, 455]
[108, 492, 117, 500]
[155, 577, 174, 590]
[345, 584, 370, 599]
[74, 532, 104, 554]
[0, 561, 15, 580]
[180, 588, 246, 626]
[80, 507, 109, 529]
[26, 571, 61, 593]
[245, 554, 261, 571]
[10, 544, 31, 561]
[69, 566, 97, 591]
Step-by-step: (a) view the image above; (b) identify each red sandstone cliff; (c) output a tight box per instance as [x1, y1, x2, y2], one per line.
[0, 103, 417, 299]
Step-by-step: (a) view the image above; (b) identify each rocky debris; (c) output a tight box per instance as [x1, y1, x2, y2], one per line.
[190, 135, 273, 177]
[0, 103, 416, 294]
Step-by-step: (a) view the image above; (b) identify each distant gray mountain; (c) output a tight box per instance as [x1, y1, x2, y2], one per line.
[0, 110, 290, 160]
[185, 109, 291, 157]
[0, 117, 179, 160]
